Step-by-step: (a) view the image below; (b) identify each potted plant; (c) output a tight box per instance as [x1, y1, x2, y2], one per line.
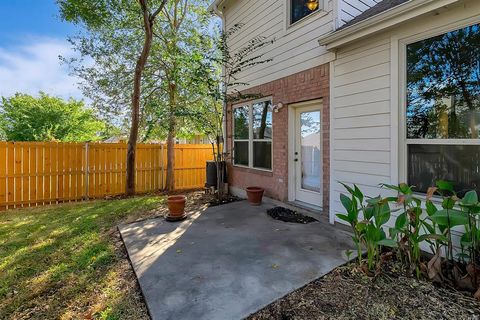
[246, 187, 264, 206]
[166, 195, 187, 221]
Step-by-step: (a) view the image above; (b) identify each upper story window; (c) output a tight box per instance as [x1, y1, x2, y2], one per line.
[405, 23, 480, 195]
[290, 0, 319, 25]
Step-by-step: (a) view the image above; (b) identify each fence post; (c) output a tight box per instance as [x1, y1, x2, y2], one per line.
[84, 143, 89, 200]
[160, 144, 164, 190]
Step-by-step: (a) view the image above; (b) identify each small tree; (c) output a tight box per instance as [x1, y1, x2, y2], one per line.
[193, 23, 274, 197]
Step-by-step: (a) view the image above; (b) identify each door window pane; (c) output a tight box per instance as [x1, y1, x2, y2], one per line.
[406, 24, 480, 139]
[253, 141, 272, 170]
[291, 0, 318, 24]
[300, 111, 321, 192]
[233, 106, 249, 139]
[408, 144, 480, 196]
[234, 141, 249, 166]
[253, 101, 272, 139]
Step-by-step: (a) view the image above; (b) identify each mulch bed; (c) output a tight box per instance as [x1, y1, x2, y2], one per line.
[247, 263, 480, 320]
[208, 194, 241, 207]
[267, 207, 318, 224]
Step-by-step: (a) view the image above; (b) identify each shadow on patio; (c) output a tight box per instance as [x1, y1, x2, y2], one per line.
[119, 200, 354, 320]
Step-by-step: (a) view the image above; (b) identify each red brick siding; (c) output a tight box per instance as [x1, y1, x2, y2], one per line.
[226, 63, 330, 211]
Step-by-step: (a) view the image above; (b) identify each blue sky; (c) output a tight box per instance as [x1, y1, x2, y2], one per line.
[0, 0, 83, 99]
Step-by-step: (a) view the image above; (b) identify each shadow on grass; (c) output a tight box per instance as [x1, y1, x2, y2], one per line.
[0, 196, 164, 319]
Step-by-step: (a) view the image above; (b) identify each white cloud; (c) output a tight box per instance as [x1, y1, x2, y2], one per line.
[0, 37, 84, 100]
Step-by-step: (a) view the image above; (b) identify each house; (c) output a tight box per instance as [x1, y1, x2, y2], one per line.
[210, 0, 480, 227]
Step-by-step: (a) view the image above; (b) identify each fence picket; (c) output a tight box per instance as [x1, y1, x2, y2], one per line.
[0, 142, 213, 211]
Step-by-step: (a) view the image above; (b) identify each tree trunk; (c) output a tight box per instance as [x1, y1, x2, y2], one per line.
[126, 1, 156, 196]
[165, 83, 177, 191]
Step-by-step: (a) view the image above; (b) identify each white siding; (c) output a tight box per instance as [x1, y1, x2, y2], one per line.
[330, 0, 480, 249]
[337, 0, 380, 27]
[222, 0, 335, 90]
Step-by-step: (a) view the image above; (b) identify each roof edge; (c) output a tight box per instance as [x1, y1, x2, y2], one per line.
[208, 0, 226, 15]
[319, 0, 460, 49]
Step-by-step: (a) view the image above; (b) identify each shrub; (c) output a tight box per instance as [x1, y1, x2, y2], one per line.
[338, 181, 480, 294]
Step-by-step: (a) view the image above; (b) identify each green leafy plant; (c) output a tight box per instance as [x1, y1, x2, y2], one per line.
[383, 183, 425, 277]
[382, 183, 449, 278]
[337, 183, 396, 272]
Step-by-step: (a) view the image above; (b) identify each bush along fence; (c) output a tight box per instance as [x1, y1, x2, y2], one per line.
[338, 180, 480, 299]
[0, 142, 213, 210]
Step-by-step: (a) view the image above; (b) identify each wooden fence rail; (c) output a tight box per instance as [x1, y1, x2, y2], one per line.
[0, 142, 214, 210]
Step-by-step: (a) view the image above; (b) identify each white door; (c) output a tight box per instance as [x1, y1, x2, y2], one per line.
[294, 105, 322, 206]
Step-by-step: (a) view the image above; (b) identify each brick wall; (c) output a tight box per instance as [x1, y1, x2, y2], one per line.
[226, 63, 330, 211]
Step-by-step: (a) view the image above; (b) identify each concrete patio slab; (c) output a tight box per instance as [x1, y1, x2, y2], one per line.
[119, 200, 354, 320]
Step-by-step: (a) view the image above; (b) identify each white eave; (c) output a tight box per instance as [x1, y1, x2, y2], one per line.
[208, 0, 227, 16]
[318, 0, 461, 50]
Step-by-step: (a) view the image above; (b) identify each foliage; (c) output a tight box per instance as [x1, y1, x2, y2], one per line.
[337, 183, 396, 272]
[188, 23, 275, 197]
[0, 93, 107, 142]
[339, 180, 480, 293]
[0, 196, 163, 319]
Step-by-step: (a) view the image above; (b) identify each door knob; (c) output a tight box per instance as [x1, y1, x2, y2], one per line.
[294, 158, 298, 162]
[294, 152, 298, 155]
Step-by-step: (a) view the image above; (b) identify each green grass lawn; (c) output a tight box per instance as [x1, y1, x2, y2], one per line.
[0, 196, 165, 320]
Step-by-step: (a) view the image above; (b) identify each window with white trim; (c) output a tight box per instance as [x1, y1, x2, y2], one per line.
[290, 0, 319, 25]
[405, 23, 480, 195]
[233, 100, 272, 170]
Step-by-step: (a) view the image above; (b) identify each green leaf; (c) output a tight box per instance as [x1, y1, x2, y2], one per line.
[381, 183, 401, 192]
[425, 200, 437, 216]
[364, 206, 374, 221]
[399, 183, 412, 195]
[422, 220, 435, 234]
[356, 221, 367, 233]
[442, 197, 456, 209]
[418, 234, 447, 243]
[340, 193, 352, 212]
[353, 185, 364, 203]
[395, 212, 408, 230]
[340, 182, 355, 195]
[366, 196, 382, 206]
[336, 214, 351, 224]
[436, 180, 454, 192]
[429, 209, 469, 227]
[375, 203, 391, 227]
[377, 239, 398, 248]
[461, 190, 478, 206]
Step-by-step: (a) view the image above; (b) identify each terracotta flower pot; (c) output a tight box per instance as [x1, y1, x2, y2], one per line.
[166, 195, 187, 221]
[246, 187, 264, 206]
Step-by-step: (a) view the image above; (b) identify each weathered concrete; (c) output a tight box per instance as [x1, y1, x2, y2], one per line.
[119, 200, 354, 320]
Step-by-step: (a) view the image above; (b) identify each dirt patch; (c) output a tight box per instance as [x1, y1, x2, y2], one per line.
[247, 265, 480, 320]
[121, 190, 240, 224]
[267, 207, 318, 224]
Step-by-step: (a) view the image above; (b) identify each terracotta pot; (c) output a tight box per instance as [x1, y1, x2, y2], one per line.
[246, 187, 264, 206]
[166, 195, 187, 221]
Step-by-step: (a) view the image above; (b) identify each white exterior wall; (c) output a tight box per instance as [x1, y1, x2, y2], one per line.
[220, 0, 380, 90]
[222, 0, 336, 90]
[330, 0, 480, 242]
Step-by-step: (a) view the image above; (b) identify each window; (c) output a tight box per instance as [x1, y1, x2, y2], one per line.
[233, 100, 273, 170]
[290, 0, 319, 25]
[405, 23, 480, 195]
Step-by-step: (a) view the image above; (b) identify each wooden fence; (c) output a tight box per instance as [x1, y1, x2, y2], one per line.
[0, 142, 214, 210]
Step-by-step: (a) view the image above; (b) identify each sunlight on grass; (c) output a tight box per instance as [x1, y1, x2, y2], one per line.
[0, 196, 164, 319]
